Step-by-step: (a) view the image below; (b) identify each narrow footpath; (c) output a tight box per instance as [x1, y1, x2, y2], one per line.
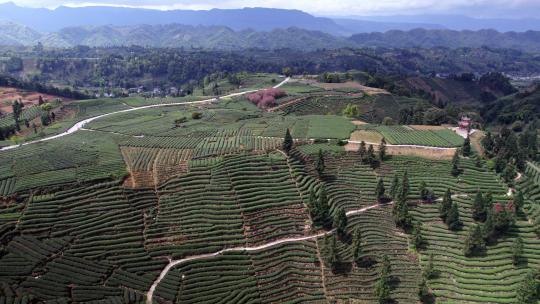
[146, 201, 393, 303]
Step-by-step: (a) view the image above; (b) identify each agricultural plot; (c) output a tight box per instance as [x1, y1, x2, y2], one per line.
[357, 125, 464, 147]
[380, 156, 540, 303]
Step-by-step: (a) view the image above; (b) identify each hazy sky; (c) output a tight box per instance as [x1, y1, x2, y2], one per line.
[2, 0, 539, 17]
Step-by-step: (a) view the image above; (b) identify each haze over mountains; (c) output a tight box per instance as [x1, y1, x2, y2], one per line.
[1, 2, 540, 52]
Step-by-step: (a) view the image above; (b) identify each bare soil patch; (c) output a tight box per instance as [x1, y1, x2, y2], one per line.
[409, 125, 447, 131]
[0, 87, 72, 114]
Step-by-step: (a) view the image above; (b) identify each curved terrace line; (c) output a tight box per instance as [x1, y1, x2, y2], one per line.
[146, 202, 391, 304]
[0, 77, 290, 152]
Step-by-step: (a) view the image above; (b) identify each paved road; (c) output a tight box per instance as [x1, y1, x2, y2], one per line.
[0, 77, 290, 152]
[146, 201, 392, 303]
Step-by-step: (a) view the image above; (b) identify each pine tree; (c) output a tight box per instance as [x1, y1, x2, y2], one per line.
[389, 174, 399, 200]
[474, 155, 482, 168]
[516, 270, 539, 304]
[514, 190, 524, 213]
[439, 189, 453, 220]
[445, 203, 461, 230]
[418, 277, 430, 303]
[367, 144, 377, 168]
[375, 178, 386, 203]
[423, 254, 435, 280]
[482, 209, 495, 242]
[512, 237, 524, 265]
[399, 170, 410, 202]
[462, 136, 471, 156]
[307, 189, 317, 219]
[315, 187, 331, 228]
[412, 222, 424, 250]
[334, 207, 348, 239]
[503, 163, 517, 184]
[359, 141, 367, 163]
[352, 227, 363, 266]
[463, 224, 485, 256]
[482, 131, 494, 156]
[419, 181, 428, 201]
[316, 149, 325, 177]
[325, 235, 340, 273]
[451, 151, 461, 176]
[375, 255, 391, 304]
[472, 191, 486, 222]
[379, 138, 387, 161]
[283, 128, 293, 154]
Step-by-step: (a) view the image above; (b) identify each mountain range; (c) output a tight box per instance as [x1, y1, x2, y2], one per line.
[2, 2, 540, 35]
[2, 22, 540, 52]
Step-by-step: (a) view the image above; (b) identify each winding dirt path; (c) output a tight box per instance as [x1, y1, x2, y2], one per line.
[0, 78, 290, 152]
[145, 201, 392, 303]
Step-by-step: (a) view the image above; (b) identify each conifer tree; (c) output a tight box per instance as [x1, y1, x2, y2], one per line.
[389, 174, 399, 200]
[325, 235, 340, 273]
[399, 170, 410, 203]
[418, 277, 430, 303]
[516, 270, 539, 304]
[375, 255, 391, 304]
[514, 190, 524, 213]
[367, 144, 377, 168]
[352, 227, 363, 266]
[419, 181, 428, 201]
[423, 253, 435, 280]
[439, 189, 453, 220]
[451, 150, 461, 176]
[359, 141, 367, 163]
[512, 237, 524, 265]
[464, 224, 485, 256]
[316, 149, 325, 177]
[379, 138, 387, 161]
[283, 128, 293, 154]
[412, 222, 424, 249]
[445, 202, 461, 230]
[375, 178, 386, 203]
[472, 191, 486, 222]
[334, 207, 348, 239]
[462, 136, 471, 157]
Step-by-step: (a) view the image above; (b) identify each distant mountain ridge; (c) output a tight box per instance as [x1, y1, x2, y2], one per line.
[2, 23, 540, 52]
[2, 2, 540, 36]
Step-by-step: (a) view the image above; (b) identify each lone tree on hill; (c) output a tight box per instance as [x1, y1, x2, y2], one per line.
[463, 224, 485, 256]
[334, 207, 348, 239]
[375, 255, 392, 304]
[462, 136, 471, 157]
[451, 150, 461, 177]
[375, 178, 386, 203]
[283, 128, 293, 154]
[379, 138, 387, 161]
[316, 149, 325, 177]
[445, 202, 461, 230]
[439, 189, 453, 220]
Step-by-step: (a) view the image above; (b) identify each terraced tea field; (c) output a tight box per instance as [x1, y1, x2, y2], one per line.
[0, 75, 538, 304]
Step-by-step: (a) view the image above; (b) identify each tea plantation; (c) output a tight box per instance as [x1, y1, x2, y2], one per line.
[0, 79, 538, 304]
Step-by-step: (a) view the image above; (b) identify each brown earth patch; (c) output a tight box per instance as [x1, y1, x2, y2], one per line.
[0, 87, 72, 114]
[345, 142, 456, 160]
